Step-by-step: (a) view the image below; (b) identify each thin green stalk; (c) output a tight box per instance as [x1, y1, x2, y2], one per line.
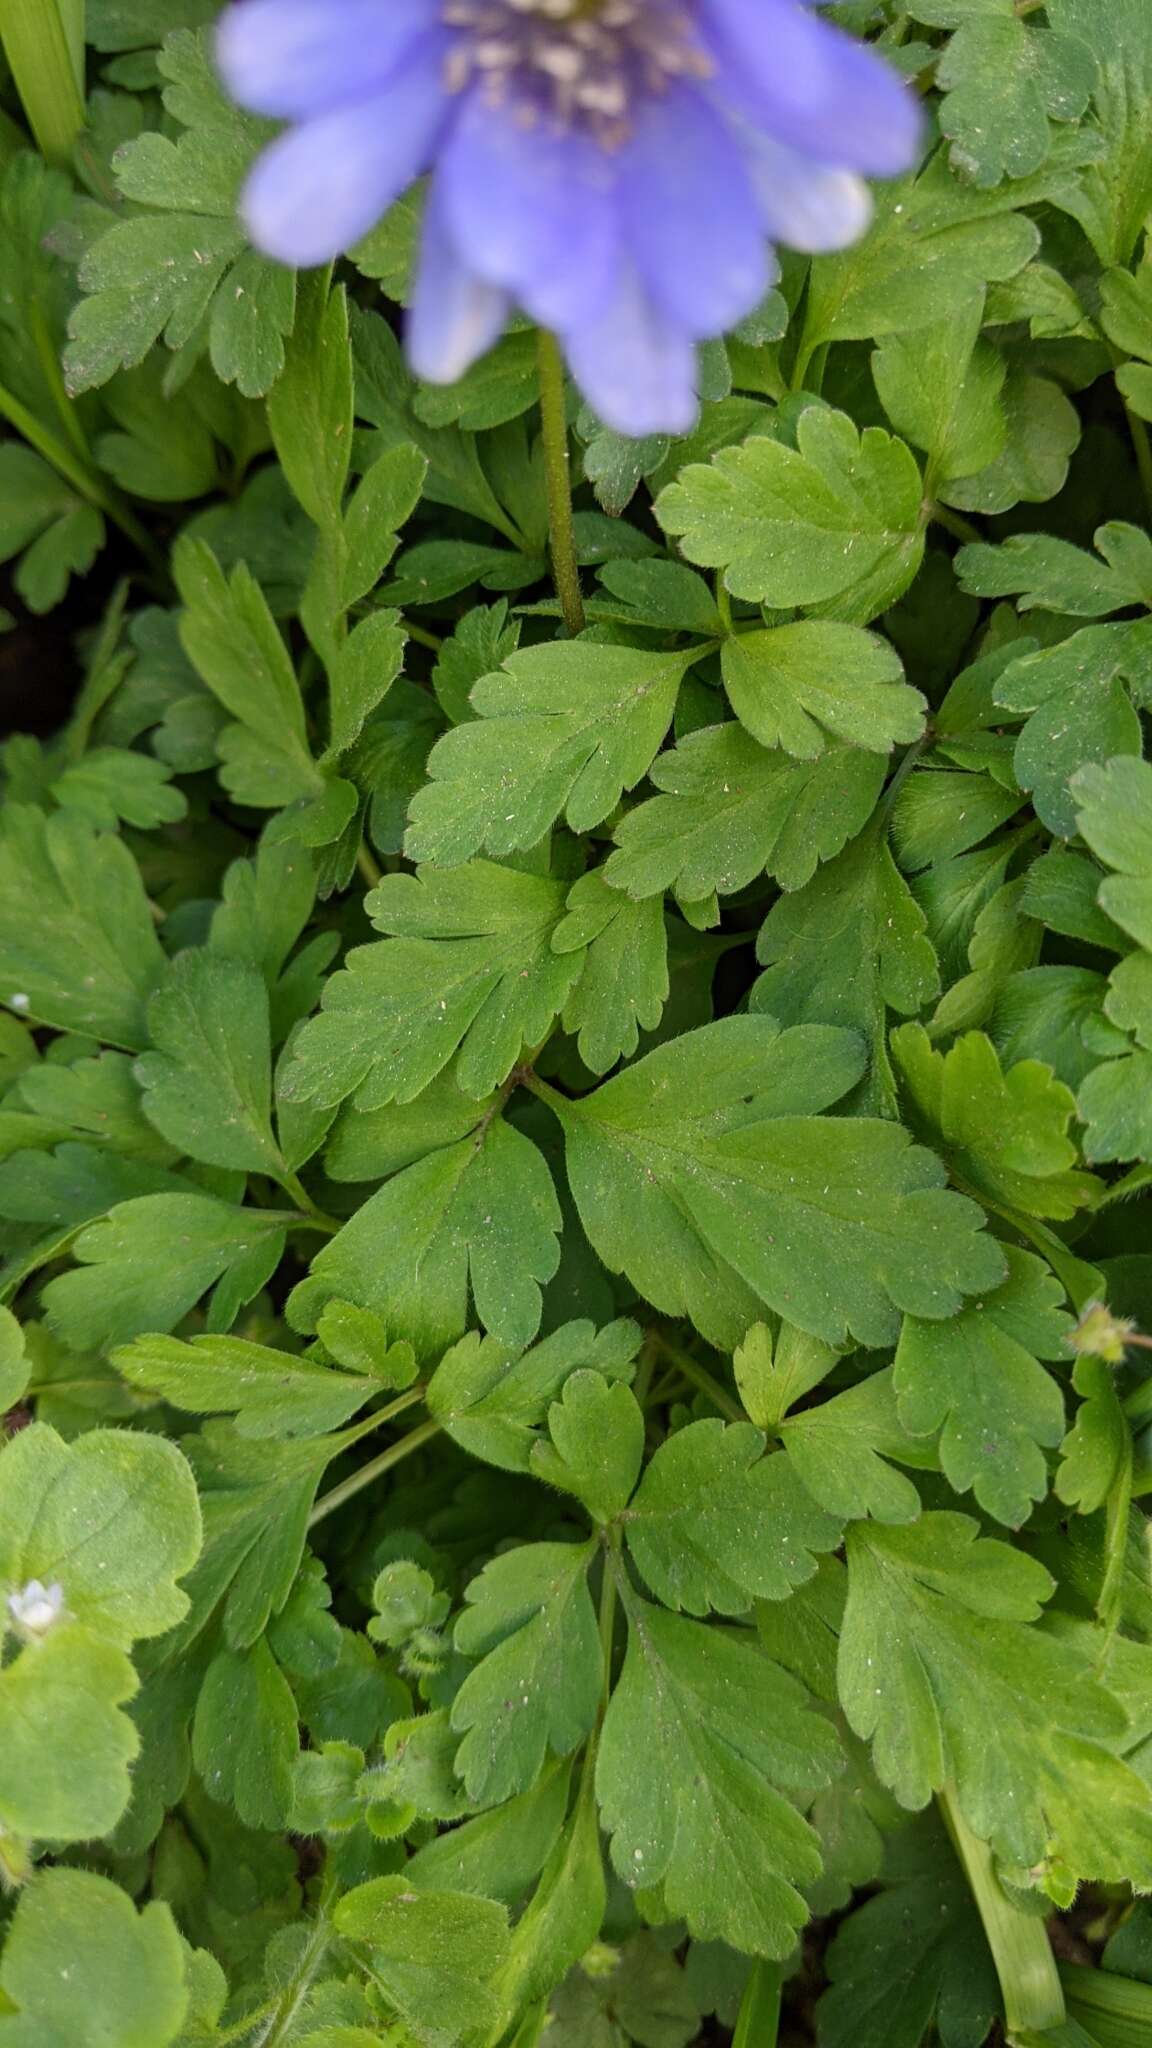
[247, 1898, 334, 2048]
[537, 329, 585, 638]
[931, 502, 984, 546]
[356, 842, 383, 889]
[307, 1414, 440, 1528]
[939, 1786, 1065, 2040]
[0, 0, 85, 165]
[1061, 1962, 1152, 2048]
[733, 1961, 783, 2048]
[649, 1331, 745, 1423]
[403, 618, 443, 653]
[0, 373, 163, 572]
[276, 1169, 341, 1233]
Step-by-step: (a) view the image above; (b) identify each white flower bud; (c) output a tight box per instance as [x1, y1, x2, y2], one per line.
[6, 1579, 65, 1638]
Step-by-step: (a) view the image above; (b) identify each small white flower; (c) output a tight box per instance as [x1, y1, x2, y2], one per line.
[7, 1579, 65, 1637]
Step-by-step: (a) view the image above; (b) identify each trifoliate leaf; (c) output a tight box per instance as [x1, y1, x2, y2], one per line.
[603, 724, 885, 901]
[0, 806, 163, 1047]
[799, 152, 1064, 349]
[597, 1595, 841, 1957]
[957, 522, 1152, 617]
[894, 1247, 1070, 1526]
[839, 1512, 1152, 1880]
[42, 1193, 289, 1351]
[817, 1814, 998, 2048]
[656, 409, 924, 624]
[0, 1421, 201, 1645]
[136, 949, 287, 1179]
[751, 814, 940, 1115]
[427, 1318, 640, 1473]
[907, 0, 1096, 188]
[0, 1869, 188, 2048]
[296, 1118, 561, 1359]
[281, 864, 581, 1109]
[451, 1540, 601, 1806]
[315, 1301, 417, 1388]
[64, 30, 295, 398]
[332, 1881, 510, 2048]
[892, 1021, 1100, 1219]
[552, 870, 669, 1075]
[174, 537, 321, 807]
[0, 446, 104, 614]
[430, 600, 520, 726]
[531, 1370, 645, 1521]
[404, 643, 699, 866]
[548, 1016, 1004, 1351]
[720, 623, 924, 759]
[993, 621, 1150, 835]
[192, 1640, 298, 1828]
[50, 747, 187, 833]
[732, 1320, 839, 1432]
[623, 1426, 842, 1616]
[778, 1369, 930, 1525]
[113, 1331, 384, 1439]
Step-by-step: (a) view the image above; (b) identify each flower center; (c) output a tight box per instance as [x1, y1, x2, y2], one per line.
[441, 0, 711, 140]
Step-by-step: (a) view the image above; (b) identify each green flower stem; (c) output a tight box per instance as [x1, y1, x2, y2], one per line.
[356, 841, 383, 889]
[537, 328, 586, 638]
[307, 1413, 440, 1529]
[0, 373, 164, 571]
[649, 1331, 745, 1423]
[733, 1961, 783, 2048]
[0, 0, 84, 165]
[403, 618, 444, 653]
[930, 503, 984, 546]
[939, 1785, 1065, 2041]
[1060, 1962, 1152, 2048]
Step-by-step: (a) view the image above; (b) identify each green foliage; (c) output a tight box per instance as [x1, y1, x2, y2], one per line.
[4, 15, 1152, 2043]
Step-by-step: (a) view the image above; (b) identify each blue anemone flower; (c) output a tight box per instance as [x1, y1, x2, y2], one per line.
[217, 0, 920, 436]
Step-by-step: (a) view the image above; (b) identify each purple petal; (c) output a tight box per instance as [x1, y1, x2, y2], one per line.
[240, 34, 449, 267]
[621, 82, 771, 340]
[702, 0, 922, 177]
[437, 90, 620, 331]
[407, 180, 511, 385]
[738, 127, 872, 251]
[217, 0, 434, 120]
[563, 264, 699, 439]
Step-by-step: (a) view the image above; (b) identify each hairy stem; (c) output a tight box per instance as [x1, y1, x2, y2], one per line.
[307, 1413, 439, 1528]
[537, 329, 586, 638]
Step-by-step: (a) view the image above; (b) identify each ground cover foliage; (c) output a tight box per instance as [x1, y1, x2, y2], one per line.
[4, 3, 1152, 2044]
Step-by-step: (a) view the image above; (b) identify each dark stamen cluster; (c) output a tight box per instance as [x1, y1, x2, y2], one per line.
[441, 0, 711, 140]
